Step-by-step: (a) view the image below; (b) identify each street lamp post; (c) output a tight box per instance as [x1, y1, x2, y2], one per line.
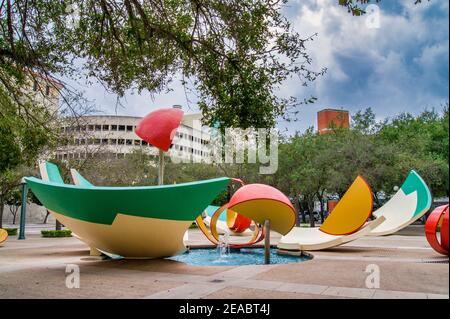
[264, 219, 270, 264]
[158, 149, 165, 185]
[18, 178, 28, 240]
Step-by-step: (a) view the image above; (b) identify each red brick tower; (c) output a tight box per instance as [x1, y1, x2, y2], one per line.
[317, 109, 350, 135]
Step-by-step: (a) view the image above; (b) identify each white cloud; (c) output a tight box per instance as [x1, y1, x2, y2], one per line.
[278, 0, 449, 133]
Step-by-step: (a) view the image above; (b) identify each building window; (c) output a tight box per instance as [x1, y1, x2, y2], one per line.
[80, 139, 86, 145]
[80, 125, 86, 131]
[111, 125, 118, 131]
[142, 141, 148, 146]
[110, 139, 117, 145]
[117, 153, 125, 159]
[126, 125, 133, 132]
[118, 125, 125, 131]
[118, 139, 125, 145]
[88, 125, 94, 131]
[95, 125, 102, 131]
[134, 140, 140, 146]
[126, 139, 132, 145]
[94, 139, 101, 145]
[102, 125, 109, 131]
[101, 139, 108, 145]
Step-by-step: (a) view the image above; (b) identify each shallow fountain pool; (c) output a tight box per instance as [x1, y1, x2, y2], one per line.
[167, 248, 312, 266]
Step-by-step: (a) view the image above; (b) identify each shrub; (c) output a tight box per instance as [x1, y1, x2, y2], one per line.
[189, 222, 198, 229]
[41, 229, 72, 238]
[4, 228, 18, 235]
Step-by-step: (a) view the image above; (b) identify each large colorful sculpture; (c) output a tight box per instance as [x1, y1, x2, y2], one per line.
[197, 183, 296, 248]
[71, 167, 428, 252]
[27, 161, 230, 258]
[425, 204, 449, 255]
[278, 171, 432, 251]
[22, 106, 435, 258]
[28, 163, 434, 256]
[278, 176, 385, 251]
[368, 170, 432, 236]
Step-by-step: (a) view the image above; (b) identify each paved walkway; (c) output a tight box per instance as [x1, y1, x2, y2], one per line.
[0, 225, 448, 299]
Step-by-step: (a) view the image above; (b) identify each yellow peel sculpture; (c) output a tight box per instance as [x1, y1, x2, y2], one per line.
[278, 175, 380, 251]
[319, 176, 373, 235]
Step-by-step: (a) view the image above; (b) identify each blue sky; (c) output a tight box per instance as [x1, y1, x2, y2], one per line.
[73, 0, 449, 134]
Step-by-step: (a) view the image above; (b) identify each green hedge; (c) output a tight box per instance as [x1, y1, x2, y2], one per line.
[41, 229, 72, 238]
[4, 228, 18, 236]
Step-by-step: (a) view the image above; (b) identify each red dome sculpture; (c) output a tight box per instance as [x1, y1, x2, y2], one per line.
[228, 184, 296, 235]
[135, 108, 184, 152]
[195, 182, 296, 249]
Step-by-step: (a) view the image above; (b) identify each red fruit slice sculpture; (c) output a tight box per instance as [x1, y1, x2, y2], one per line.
[425, 204, 449, 255]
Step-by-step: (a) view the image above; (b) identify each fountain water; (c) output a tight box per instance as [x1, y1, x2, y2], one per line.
[217, 232, 230, 259]
[169, 221, 311, 266]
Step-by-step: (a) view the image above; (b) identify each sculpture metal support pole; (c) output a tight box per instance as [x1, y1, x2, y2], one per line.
[264, 219, 270, 264]
[18, 178, 28, 240]
[158, 149, 165, 185]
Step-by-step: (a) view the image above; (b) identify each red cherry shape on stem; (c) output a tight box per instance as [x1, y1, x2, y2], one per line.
[135, 108, 184, 152]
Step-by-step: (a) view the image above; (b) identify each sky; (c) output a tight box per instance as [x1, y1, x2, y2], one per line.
[69, 0, 449, 134]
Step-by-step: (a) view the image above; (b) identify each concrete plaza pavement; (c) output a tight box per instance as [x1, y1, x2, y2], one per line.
[0, 224, 448, 299]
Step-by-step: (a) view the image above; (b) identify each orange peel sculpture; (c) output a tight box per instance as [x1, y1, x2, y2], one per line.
[196, 180, 296, 248]
[425, 204, 449, 255]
